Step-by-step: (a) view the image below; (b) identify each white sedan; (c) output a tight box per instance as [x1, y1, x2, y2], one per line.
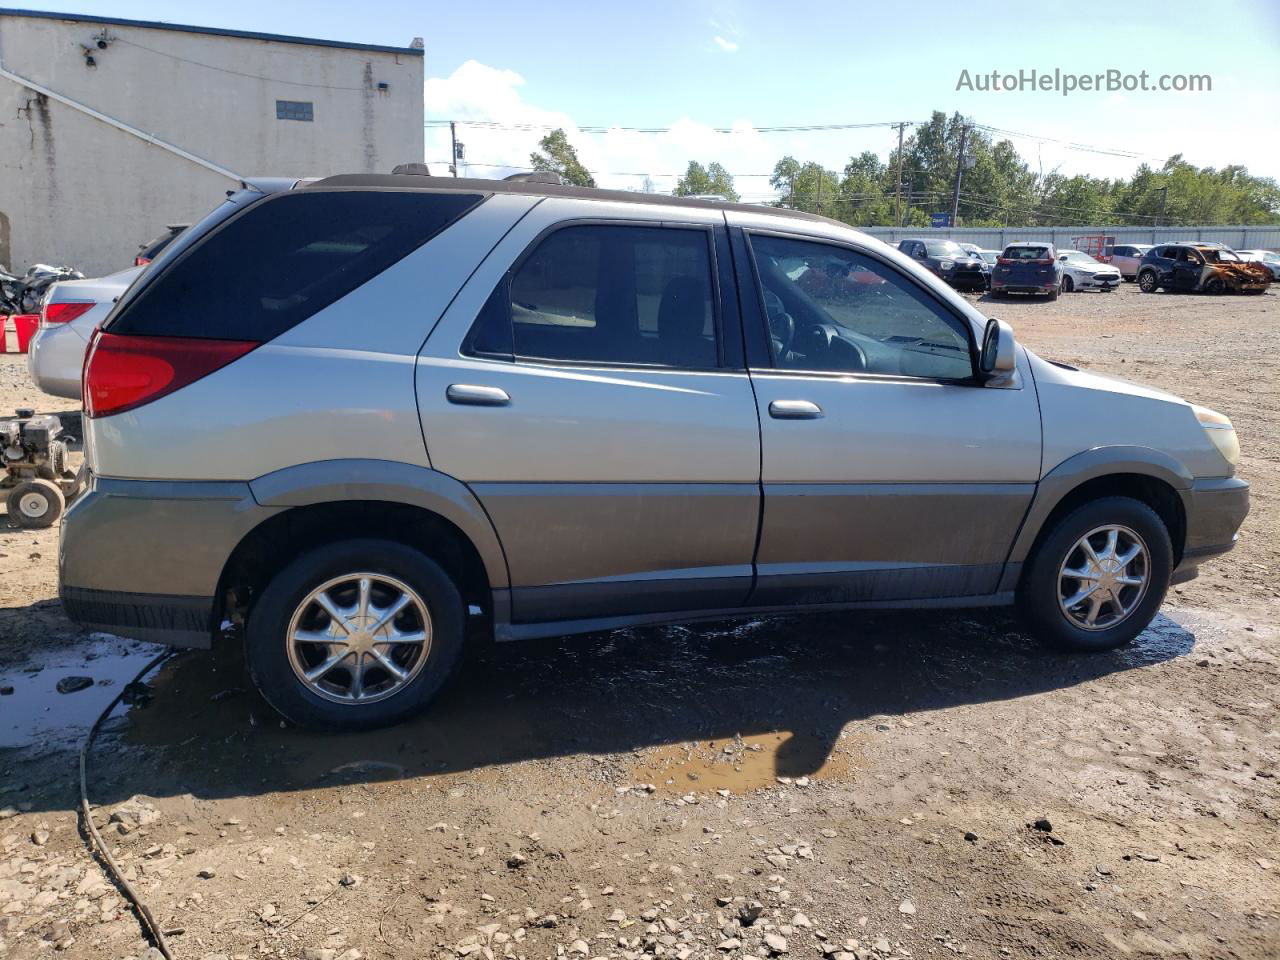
[1057, 250, 1122, 292]
[28, 267, 143, 398]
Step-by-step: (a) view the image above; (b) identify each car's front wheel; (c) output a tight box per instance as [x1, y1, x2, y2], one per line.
[1018, 496, 1172, 652]
[245, 539, 464, 730]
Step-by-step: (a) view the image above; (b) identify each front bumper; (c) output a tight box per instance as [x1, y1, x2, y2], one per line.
[1173, 476, 1249, 580]
[59, 473, 280, 647]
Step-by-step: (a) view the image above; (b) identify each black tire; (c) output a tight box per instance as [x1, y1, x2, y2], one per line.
[1047, 285, 1059, 302]
[1137, 271, 1159, 293]
[244, 538, 464, 731]
[1203, 276, 1226, 295]
[5, 478, 65, 529]
[1061, 275, 1074, 293]
[1018, 496, 1173, 652]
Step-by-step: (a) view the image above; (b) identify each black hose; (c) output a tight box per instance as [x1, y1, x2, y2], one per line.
[77, 649, 177, 960]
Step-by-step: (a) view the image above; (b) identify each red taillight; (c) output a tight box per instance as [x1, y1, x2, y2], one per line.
[41, 300, 95, 327]
[997, 257, 1015, 265]
[82, 331, 260, 418]
[134, 256, 152, 266]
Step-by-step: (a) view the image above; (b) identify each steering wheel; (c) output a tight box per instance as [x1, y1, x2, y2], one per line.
[798, 324, 867, 372]
[763, 289, 795, 357]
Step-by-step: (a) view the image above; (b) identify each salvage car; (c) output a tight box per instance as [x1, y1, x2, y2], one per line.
[59, 176, 1249, 731]
[1056, 249, 1122, 292]
[896, 238, 987, 291]
[27, 267, 144, 398]
[990, 242, 1063, 299]
[1108, 244, 1152, 280]
[1136, 244, 1271, 295]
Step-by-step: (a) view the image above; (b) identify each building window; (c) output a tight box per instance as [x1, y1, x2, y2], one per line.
[275, 100, 314, 122]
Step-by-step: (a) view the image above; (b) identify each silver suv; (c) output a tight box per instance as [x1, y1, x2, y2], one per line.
[60, 175, 1249, 731]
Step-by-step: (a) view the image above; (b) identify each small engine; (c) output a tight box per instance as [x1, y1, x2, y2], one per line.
[2, 408, 82, 528]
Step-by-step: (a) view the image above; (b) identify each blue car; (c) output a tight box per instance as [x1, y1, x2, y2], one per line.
[990, 242, 1063, 300]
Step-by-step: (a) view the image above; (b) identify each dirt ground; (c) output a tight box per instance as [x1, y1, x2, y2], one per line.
[0, 283, 1276, 960]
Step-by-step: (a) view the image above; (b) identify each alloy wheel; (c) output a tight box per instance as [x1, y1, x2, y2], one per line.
[1057, 525, 1150, 631]
[286, 572, 432, 704]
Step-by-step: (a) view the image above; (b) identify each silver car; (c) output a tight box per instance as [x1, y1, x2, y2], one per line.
[1108, 244, 1153, 280]
[59, 176, 1249, 731]
[28, 267, 144, 398]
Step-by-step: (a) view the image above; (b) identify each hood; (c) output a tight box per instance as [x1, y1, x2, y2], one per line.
[1026, 348, 1185, 405]
[1212, 260, 1271, 283]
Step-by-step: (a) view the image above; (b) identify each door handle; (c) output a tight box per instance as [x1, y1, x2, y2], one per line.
[447, 384, 511, 407]
[768, 399, 823, 420]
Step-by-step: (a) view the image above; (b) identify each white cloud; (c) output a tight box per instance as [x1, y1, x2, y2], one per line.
[422, 60, 800, 199]
[712, 35, 738, 52]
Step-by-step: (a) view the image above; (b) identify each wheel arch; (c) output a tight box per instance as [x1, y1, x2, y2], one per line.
[1007, 447, 1191, 573]
[217, 459, 510, 627]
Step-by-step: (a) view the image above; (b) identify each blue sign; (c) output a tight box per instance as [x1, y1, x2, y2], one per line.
[930, 213, 951, 228]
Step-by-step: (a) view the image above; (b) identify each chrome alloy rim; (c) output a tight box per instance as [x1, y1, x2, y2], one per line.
[286, 573, 432, 704]
[1057, 525, 1150, 631]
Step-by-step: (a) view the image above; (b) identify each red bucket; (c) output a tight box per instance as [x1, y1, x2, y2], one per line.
[11, 314, 39, 353]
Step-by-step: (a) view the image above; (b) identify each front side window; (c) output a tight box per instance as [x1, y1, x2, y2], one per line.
[748, 234, 973, 381]
[467, 224, 719, 369]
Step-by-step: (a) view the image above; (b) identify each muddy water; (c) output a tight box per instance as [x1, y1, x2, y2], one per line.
[4, 606, 1204, 811]
[0, 633, 164, 751]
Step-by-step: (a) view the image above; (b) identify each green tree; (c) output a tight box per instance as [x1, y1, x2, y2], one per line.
[769, 157, 839, 214]
[674, 161, 739, 201]
[529, 128, 595, 187]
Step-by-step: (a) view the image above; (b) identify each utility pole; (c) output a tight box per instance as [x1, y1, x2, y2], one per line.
[950, 124, 968, 227]
[816, 168, 823, 214]
[1157, 185, 1168, 226]
[449, 121, 458, 177]
[894, 122, 905, 227]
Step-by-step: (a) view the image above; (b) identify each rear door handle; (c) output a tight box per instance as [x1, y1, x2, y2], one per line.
[768, 399, 823, 420]
[447, 384, 511, 407]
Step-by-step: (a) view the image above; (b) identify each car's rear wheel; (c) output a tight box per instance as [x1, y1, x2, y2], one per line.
[1138, 271, 1159, 293]
[245, 539, 464, 730]
[1047, 285, 1059, 301]
[1018, 496, 1172, 652]
[1062, 275, 1075, 293]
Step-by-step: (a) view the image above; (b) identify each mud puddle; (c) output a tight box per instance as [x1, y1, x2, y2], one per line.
[0, 633, 164, 751]
[630, 730, 854, 794]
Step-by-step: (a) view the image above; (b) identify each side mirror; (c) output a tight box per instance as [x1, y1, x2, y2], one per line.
[980, 317, 1016, 377]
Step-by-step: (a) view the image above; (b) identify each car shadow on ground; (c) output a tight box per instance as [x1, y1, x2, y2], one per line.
[4, 606, 1197, 812]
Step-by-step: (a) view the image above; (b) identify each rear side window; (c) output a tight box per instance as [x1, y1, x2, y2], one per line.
[109, 190, 483, 341]
[465, 224, 719, 369]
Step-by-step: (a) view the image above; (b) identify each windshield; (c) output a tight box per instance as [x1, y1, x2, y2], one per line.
[1200, 248, 1241, 263]
[1063, 251, 1099, 265]
[925, 241, 966, 258]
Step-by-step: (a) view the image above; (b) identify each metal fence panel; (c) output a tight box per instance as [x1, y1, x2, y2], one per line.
[855, 224, 1280, 251]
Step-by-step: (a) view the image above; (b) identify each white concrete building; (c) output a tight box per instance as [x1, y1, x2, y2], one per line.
[0, 8, 425, 275]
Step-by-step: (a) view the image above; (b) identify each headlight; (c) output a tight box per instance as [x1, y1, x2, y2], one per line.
[939, 260, 955, 270]
[1193, 404, 1240, 469]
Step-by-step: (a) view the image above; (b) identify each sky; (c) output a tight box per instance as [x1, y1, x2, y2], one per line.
[9, 0, 1280, 200]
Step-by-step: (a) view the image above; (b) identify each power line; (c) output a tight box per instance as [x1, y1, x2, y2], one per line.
[426, 119, 919, 135]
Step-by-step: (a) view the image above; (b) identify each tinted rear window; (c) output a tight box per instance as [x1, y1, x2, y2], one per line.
[109, 190, 483, 340]
[1003, 245, 1051, 260]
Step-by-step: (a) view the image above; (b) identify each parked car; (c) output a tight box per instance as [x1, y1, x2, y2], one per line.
[1136, 244, 1271, 295]
[134, 224, 189, 266]
[1235, 249, 1280, 281]
[1108, 244, 1152, 280]
[896, 238, 987, 291]
[959, 242, 991, 286]
[27, 267, 144, 398]
[990, 242, 1063, 299]
[60, 176, 1249, 731]
[977, 249, 1000, 266]
[1056, 250, 1122, 292]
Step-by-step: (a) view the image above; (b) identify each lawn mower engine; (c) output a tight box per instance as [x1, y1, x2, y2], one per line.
[1, 408, 82, 529]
